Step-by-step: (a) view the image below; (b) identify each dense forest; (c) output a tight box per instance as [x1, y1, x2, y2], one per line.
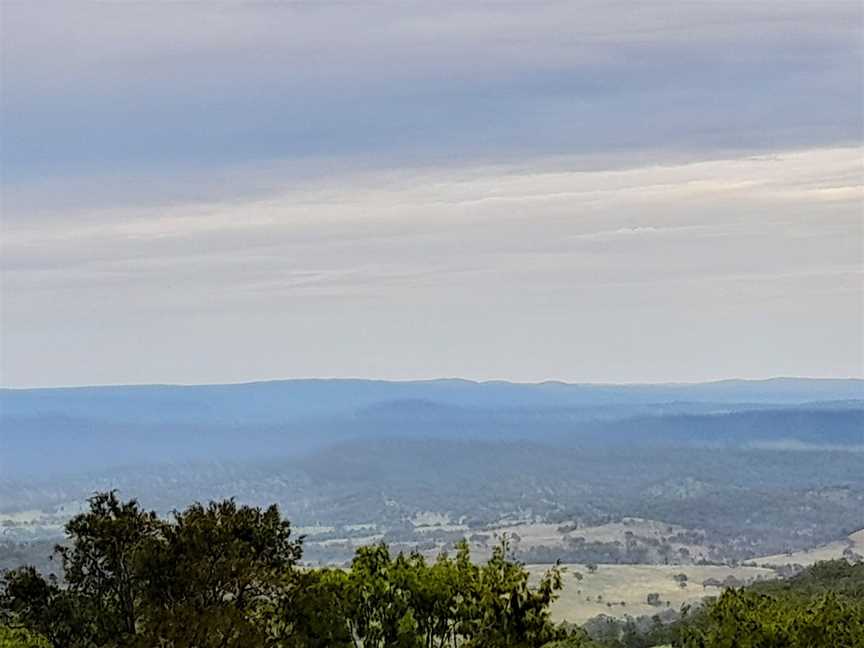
[2, 493, 861, 647]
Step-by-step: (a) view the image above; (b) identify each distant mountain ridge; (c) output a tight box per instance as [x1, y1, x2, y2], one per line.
[1, 378, 861, 479]
[2, 379, 863, 565]
[2, 377, 862, 424]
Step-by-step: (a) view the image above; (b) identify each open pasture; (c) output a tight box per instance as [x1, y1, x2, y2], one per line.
[527, 563, 775, 625]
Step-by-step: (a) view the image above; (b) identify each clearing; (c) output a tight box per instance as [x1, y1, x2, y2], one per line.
[528, 563, 774, 625]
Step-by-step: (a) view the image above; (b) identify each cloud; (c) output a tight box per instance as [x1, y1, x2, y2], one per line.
[2, 1, 861, 179]
[1, 147, 861, 386]
[1, 3, 861, 386]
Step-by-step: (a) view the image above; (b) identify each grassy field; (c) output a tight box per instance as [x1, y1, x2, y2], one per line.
[492, 518, 689, 549]
[527, 563, 775, 625]
[753, 528, 864, 567]
[464, 517, 714, 563]
[528, 527, 864, 625]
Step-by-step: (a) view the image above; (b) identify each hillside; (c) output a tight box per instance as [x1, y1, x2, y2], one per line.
[1, 378, 861, 478]
[3, 378, 862, 575]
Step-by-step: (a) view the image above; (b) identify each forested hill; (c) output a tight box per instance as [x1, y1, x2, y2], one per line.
[4, 378, 862, 560]
[1, 378, 862, 478]
[2, 377, 862, 423]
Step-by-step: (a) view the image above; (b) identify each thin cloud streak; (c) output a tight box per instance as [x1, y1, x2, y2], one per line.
[2, 147, 862, 386]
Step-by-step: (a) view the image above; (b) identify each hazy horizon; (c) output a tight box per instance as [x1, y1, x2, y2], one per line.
[3, 374, 864, 392]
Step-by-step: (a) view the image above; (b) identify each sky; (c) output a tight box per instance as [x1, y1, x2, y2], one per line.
[1, 1, 862, 387]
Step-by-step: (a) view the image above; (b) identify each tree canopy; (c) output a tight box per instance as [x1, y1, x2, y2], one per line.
[1, 491, 860, 648]
[0, 492, 566, 648]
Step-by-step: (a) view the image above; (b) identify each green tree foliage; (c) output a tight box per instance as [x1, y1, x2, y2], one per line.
[0, 625, 51, 648]
[282, 538, 564, 648]
[578, 560, 864, 648]
[0, 493, 563, 648]
[6, 490, 859, 648]
[680, 588, 864, 647]
[679, 561, 864, 648]
[0, 567, 85, 646]
[1, 493, 304, 648]
[57, 492, 161, 643]
[135, 499, 302, 648]
[455, 538, 563, 648]
[539, 630, 600, 648]
[266, 568, 354, 647]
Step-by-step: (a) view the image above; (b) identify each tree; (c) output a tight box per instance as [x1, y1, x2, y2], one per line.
[458, 538, 563, 648]
[1, 493, 566, 648]
[679, 561, 864, 648]
[540, 628, 599, 647]
[0, 493, 303, 648]
[0, 568, 83, 648]
[328, 538, 564, 648]
[57, 491, 162, 644]
[659, 543, 673, 565]
[337, 543, 413, 648]
[0, 625, 51, 648]
[136, 498, 303, 648]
